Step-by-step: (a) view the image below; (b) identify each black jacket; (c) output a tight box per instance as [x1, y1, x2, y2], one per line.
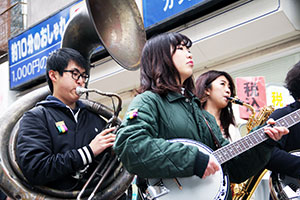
[266, 101, 300, 178]
[16, 95, 107, 190]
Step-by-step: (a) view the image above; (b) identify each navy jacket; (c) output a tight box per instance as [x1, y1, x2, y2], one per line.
[266, 101, 300, 178]
[16, 95, 106, 190]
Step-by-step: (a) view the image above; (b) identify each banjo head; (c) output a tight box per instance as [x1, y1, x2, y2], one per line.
[146, 138, 229, 200]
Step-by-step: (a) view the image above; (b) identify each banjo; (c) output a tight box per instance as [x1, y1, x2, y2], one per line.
[142, 108, 300, 200]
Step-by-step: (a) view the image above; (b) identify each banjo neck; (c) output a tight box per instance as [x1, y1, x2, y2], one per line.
[213, 108, 300, 164]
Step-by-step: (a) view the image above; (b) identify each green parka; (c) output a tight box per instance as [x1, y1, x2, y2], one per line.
[114, 91, 274, 197]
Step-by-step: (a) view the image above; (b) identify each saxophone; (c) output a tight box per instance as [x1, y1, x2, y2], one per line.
[227, 97, 275, 200]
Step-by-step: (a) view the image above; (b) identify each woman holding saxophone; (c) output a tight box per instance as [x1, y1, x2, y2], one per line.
[195, 70, 242, 142]
[195, 70, 277, 200]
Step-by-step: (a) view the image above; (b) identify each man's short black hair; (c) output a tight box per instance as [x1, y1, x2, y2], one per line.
[46, 47, 89, 93]
[285, 60, 300, 100]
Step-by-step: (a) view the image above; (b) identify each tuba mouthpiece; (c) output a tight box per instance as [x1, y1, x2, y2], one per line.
[76, 87, 89, 96]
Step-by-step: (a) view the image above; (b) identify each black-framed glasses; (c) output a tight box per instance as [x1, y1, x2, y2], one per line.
[63, 69, 89, 83]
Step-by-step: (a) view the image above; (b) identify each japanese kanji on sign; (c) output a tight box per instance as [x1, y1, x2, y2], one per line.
[236, 76, 267, 120]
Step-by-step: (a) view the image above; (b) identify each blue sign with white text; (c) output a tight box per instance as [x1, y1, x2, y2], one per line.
[8, 1, 83, 89]
[143, 0, 209, 28]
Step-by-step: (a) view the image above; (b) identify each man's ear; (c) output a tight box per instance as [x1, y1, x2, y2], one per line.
[48, 70, 58, 82]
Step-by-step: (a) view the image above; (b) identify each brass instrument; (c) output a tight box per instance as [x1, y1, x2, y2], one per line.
[227, 97, 275, 133]
[75, 87, 123, 200]
[227, 96, 275, 200]
[0, 0, 146, 199]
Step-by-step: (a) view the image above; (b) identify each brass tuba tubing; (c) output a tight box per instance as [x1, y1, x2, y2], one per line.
[76, 86, 122, 122]
[87, 156, 118, 200]
[77, 152, 109, 200]
[0, 86, 50, 199]
[75, 87, 124, 199]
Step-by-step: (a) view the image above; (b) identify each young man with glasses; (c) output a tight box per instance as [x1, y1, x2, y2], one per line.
[16, 48, 116, 192]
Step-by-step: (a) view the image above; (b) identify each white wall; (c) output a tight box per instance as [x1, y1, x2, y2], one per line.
[27, 0, 75, 27]
[0, 61, 17, 112]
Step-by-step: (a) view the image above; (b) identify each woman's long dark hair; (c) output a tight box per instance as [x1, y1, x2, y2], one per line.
[138, 32, 194, 95]
[195, 70, 236, 139]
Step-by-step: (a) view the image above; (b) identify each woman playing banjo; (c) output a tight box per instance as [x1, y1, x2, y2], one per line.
[113, 32, 288, 200]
